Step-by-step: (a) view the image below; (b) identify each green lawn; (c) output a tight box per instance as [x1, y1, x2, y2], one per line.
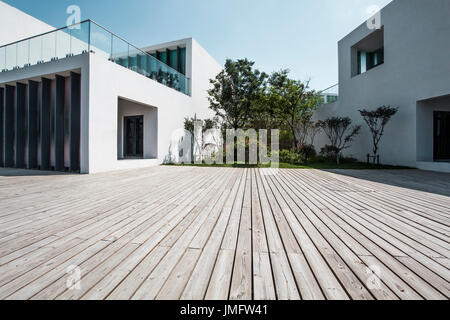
[163, 162, 411, 170]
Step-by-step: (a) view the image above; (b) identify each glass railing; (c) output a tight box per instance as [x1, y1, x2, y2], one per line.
[319, 84, 339, 104]
[0, 20, 190, 95]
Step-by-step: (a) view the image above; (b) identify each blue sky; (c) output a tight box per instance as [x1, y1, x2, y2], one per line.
[4, 0, 392, 90]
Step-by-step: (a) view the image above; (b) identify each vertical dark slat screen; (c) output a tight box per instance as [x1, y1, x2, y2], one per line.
[40, 78, 51, 170]
[27, 80, 39, 169]
[70, 72, 81, 172]
[54, 75, 65, 171]
[4, 85, 15, 167]
[0, 88, 4, 167]
[15, 82, 26, 168]
[177, 47, 182, 74]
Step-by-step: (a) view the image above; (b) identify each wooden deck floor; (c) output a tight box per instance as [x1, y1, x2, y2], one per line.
[0, 166, 449, 300]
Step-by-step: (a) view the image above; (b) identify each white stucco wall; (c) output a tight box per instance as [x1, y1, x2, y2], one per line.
[190, 38, 223, 120]
[314, 0, 450, 169]
[87, 50, 222, 173]
[0, 1, 55, 46]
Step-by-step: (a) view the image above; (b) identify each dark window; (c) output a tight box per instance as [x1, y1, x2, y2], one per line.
[352, 28, 384, 76]
[358, 47, 384, 74]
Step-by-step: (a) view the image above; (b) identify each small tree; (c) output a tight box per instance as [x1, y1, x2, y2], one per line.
[359, 106, 398, 162]
[317, 117, 361, 164]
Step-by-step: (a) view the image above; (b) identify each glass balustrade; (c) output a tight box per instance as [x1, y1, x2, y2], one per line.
[0, 20, 190, 95]
[320, 84, 339, 104]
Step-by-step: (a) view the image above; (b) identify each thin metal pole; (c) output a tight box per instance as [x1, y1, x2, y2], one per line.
[88, 21, 91, 53]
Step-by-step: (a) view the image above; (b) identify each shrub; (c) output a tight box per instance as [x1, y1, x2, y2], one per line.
[298, 144, 317, 163]
[320, 145, 340, 161]
[279, 150, 293, 164]
[278, 150, 298, 164]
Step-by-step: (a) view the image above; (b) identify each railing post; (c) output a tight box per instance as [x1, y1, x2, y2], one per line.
[54, 31, 57, 59]
[27, 40, 30, 66]
[69, 27, 72, 56]
[88, 21, 91, 53]
[110, 33, 113, 61]
[41, 36, 43, 63]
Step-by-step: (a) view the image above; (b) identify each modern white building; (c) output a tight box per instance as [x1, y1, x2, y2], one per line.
[0, 1, 222, 173]
[315, 0, 450, 173]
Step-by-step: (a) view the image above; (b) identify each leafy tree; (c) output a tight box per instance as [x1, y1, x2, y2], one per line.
[267, 70, 321, 149]
[317, 117, 361, 164]
[359, 106, 398, 158]
[208, 59, 267, 130]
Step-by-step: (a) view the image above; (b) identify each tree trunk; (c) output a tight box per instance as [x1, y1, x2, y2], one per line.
[291, 127, 297, 150]
[336, 153, 340, 165]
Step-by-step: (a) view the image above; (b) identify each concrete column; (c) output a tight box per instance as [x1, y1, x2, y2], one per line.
[40, 78, 51, 170]
[15, 82, 26, 168]
[4, 85, 15, 167]
[27, 80, 39, 169]
[70, 72, 81, 172]
[54, 75, 65, 171]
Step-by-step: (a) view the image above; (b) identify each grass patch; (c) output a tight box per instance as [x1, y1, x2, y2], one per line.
[163, 162, 411, 170]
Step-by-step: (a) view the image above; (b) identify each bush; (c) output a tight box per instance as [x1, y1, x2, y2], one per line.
[279, 148, 311, 165]
[320, 145, 340, 161]
[298, 144, 317, 163]
[279, 150, 294, 164]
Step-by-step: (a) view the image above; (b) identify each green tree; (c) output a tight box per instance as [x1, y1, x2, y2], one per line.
[359, 105, 398, 159]
[317, 117, 361, 165]
[267, 70, 321, 149]
[208, 59, 267, 130]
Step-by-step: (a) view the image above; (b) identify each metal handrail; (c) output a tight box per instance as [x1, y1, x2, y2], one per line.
[0, 20, 90, 49]
[88, 20, 189, 79]
[0, 19, 190, 93]
[320, 83, 339, 94]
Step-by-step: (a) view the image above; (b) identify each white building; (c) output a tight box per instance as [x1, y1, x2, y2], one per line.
[0, 1, 222, 174]
[315, 0, 450, 173]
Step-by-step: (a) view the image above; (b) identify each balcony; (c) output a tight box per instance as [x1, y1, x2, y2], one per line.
[0, 20, 190, 95]
[319, 83, 338, 104]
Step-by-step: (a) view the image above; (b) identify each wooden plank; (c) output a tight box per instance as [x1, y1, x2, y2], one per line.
[0, 166, 448, 300]
[179, 170, 244, 300]
[229, 168, 253, 300]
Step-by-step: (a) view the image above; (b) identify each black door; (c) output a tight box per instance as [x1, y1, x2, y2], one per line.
[124, 116, 144, 158]
[434, 111, 450, 161]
